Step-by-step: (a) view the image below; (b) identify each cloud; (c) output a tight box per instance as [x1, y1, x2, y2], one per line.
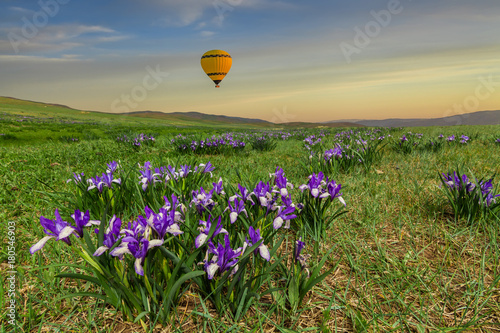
[150, 0, 214, 27]
[8, 6, 34, 14]
[0, 54, 85, 63]
[147, 0, 298, 27]
[200, 30, 215, 37]
[0, 24, 128, 54]
[96, 35, 131, 42]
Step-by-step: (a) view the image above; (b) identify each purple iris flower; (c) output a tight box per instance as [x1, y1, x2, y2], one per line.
[294, 237, 310, 273]
[100, 171, 121, 189]
[163, 194, 184, 221]
[179, 165, 191, 178]
[106, 161, 119, 173]
[167, 165, 179, 180]
[229, 184, 255, 205]
[480, 179, 494, 196]
[298, 172, 326, 198]
[155, 166, 169, 180]
[294, 237, 305, 262]
[202, 235, 242, 280]
[226, 198, 248, 224]
[154, 205, 183, 237]
[442, 172, 475, 192]
[212, 178, 225, 195]
[485, 192, 500, 207]
[460, 135, 469, 144]
[245, 226, 270, 261]
[270, 166, 285, 179]
[67, 172, 84, 184]
[356, 139, 368, 147]
[273, 205, 297, 229]
[272, 167, 293, 197]
[30, 209, 77, 254]
[138, 205, 183, 239]
[121, 219, 147, 239]
[447, 135, 456, 142]
[110, 236, 163, 276]
[324, 146, 343, 161]
[197, 161, 215, 174]
[195, 215, 228, 248]
[254, 181, 272, 207]
[94, 215, 122, 256]
[87, 175, 104, 192]
[322, 180, 346, 206]
[139, 161, 160, 191]
[71, 209, 100, 237]
[281, 194, 296, 209]
[191, 187, 215, 214]
[478, 179, 500, 206]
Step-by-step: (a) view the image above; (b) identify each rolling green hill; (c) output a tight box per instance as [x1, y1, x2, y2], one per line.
[0, 96, 362, 129]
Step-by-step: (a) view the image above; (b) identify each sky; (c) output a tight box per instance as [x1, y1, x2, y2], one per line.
[1, 0, 499, 123]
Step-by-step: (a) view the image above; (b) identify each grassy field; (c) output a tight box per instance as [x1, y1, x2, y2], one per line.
[1, 99, 500, 332]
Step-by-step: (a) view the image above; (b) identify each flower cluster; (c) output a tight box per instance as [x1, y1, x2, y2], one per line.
[171, 133, 246, 155]
[324, 146, 343, 161]
[248, 135, 277, 151]
[87, 171, 122, 192]
[117, 133, 155, 148]
[139, 161, 214, 191]
[304, 135, 322, 151]
[30, 209, 100, 254]
[442, 172, 500, 207]
[67, 161, 122, 193]
[108, 197, 185, 275]
[299, 172, 345, 206]
[32, 161, 346, 323]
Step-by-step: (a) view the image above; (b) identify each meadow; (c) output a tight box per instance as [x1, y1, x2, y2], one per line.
[1, 98, 500, 332]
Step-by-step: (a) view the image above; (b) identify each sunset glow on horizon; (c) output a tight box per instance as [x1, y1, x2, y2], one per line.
[1, 0, 499, 123]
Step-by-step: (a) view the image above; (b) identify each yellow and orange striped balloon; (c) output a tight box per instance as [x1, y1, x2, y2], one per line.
[200, 49, 232, 88]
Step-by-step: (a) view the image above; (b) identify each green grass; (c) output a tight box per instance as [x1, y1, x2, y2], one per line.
[1, 100, 500, 332]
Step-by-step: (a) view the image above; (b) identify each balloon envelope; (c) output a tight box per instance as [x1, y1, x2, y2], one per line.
[200, 50, 232, 88]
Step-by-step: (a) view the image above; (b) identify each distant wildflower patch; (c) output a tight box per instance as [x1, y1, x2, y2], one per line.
[171, 133, 246, 155]
[116, 133, 156, 149]
[440, 170, 500, 223]
[306, 129, 386, 174]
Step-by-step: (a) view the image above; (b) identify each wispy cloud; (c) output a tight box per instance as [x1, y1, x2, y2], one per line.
[8, 6, 33, 14]
[96, 35, 132, 42]
[149, 0, 298, 27]
[0, 54, 86, 63]
[0, 24, 128, 54]
[150, 0, 214, 27]
[200, 30, 215, 37]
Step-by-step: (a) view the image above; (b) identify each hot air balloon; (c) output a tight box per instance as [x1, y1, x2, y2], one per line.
[200, 49, 232, 88]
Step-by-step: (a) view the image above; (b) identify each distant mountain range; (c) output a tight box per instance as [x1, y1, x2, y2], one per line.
[122, 110, 272, 125]
[121, 111, 364, 128]
[328, 110, 500, 127]
[2, 96, 499, 128]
